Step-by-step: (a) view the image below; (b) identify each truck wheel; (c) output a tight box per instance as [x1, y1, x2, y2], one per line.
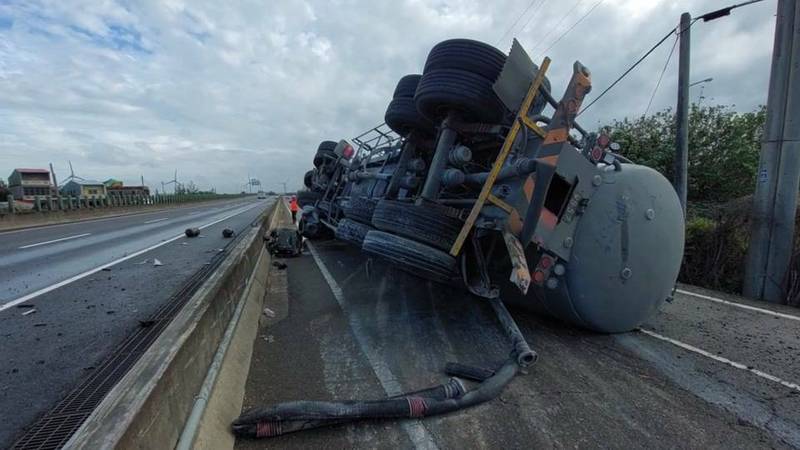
[393, 74, 422, 98]
[372, 200, 464, 251]
[303, 170, 314, 189]
[342, 196, 377, 224]
[296, 190, 320, 207]
[362, 230, 459, 284]
[414, 68, 506, 123]
[335, 218, 372, 247]
[313, 140, 338, 167]
[423, 39, 506, 81]
[385, 97, 435, 137]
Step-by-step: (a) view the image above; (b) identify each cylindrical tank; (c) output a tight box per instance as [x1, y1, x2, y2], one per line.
[507, 164, 684, 333]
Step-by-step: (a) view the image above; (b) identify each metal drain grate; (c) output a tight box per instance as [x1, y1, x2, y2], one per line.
[11, 247, 233, 450]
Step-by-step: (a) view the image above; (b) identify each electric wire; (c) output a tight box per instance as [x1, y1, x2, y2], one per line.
[529, 0, 586, 55]
[515, 0, 550, 38]
[578, 26, 677, 116]
[643, 32, 679, 117]
[579, 0, 768, 116]
[495, 0, 546, 45]
[540, 0, 605, 55]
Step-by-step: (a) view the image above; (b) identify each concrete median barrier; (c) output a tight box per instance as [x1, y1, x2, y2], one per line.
[65, 198, 292, 450]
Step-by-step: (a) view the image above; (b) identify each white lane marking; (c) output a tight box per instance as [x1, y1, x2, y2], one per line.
[0, 202, 263, 312]
[640, 328, 800, 393]
[143, 217, 169, 224]
[307, 241, 439, 450]
[676, 288, 800, 322]
[18, 233, 91, 249]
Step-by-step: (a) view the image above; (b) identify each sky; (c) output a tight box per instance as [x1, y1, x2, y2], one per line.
[0, 0, 777, 193]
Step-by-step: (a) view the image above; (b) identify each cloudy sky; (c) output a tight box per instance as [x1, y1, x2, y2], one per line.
[0, 0, 776, 193]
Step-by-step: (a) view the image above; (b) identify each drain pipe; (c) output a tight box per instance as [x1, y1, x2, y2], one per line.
[175, 250, 262, 450]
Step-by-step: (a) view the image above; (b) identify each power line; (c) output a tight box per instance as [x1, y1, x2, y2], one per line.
[643, 32, 679, 117]
[540, 0, 604, 55]
[579, 0, 767, 116]
[494, 0, 545, 45]
[529, 0, 586, 55]
[516, 0, 551, 37]
[578, 26, 677, 116]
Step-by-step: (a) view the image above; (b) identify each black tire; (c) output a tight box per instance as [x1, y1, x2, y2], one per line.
[313, 141, 338, 167]
[385, 97, 435, 137]
[393, 74, 422, 98]
[342, 196, 377, 224]
[303, 170, 314, 189]
[362, 230, 459, 284]
[317, 140, 337, 152]
[414, 69, 506, 123]
[372, 200, 464, 251]
[335, 218, 372, 247]
[296, 190, 320, 207]
[423, 39, 506, 81]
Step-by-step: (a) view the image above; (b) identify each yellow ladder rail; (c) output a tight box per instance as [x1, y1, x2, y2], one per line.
[449, 57, 551, 257]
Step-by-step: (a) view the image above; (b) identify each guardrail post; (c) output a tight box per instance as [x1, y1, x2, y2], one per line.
[8, 195, 15, 214]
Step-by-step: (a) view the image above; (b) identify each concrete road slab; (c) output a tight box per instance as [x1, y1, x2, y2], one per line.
[236, 239, 797, 449]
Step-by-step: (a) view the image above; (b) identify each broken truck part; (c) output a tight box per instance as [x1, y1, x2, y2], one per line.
[297, 38, 684, 334]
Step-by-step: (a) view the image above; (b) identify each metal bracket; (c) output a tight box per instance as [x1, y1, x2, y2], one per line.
[449, 56, 551, 257]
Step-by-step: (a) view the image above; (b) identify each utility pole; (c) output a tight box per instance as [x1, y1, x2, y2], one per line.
[674, 12, 691, 214]
[744, 0, 800, 303]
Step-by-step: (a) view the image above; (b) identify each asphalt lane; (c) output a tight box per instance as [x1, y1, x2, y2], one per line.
[0, 197, 274, 448]
[238, 239, 799, 449]
[0, 198, 264, 306]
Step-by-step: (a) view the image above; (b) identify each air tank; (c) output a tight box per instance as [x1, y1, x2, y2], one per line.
[506, 164, 685, 333]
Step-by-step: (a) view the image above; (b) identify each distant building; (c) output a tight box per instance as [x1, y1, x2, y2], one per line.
[8, 168, 55, 201]
[107, 185, 150, 198]
[61, 179, 107, 197]
[103, 178, 123, 189]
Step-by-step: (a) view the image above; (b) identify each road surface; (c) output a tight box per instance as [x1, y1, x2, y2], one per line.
[0, 197, 274, 448]
[238, 238, 800, 449]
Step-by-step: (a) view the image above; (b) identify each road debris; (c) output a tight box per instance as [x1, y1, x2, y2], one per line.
[185, 227, 200, 237]
[272, 261, 287, 270]
[16, 304, 34, 309]
[21, 309, 36, 316]
[135, 259, 150, 265]
[101, 267, 112, 272]
[153, 258, 164, 267]
[222, 228, 235, 238]
[138, 320, 156, 328]
[263, 307, 276, 318]
[33, 323, 46, 327]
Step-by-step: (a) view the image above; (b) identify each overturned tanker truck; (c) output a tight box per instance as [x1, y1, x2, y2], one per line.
[298, 38, 684, 334]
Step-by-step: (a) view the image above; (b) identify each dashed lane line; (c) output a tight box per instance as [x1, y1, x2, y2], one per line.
[18, 233, 91, 249]
[0, 202, 263, 312]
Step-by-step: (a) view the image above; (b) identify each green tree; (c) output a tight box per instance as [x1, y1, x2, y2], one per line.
[600, 104, 766, 204]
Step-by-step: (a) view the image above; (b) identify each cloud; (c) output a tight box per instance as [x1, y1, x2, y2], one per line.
[0, 0, 777, 192]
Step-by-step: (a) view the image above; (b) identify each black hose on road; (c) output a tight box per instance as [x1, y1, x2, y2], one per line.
[231, 297, 535, 439]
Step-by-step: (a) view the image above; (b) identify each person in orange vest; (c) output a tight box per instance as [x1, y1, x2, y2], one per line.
[289, 195, 299, 223]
